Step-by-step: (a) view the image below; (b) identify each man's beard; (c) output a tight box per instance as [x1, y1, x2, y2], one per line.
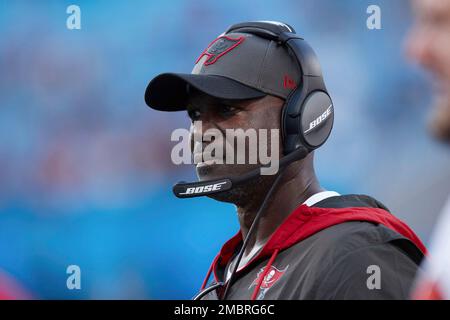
[205, 171, 278, 208]
[429, 94, 450, 144]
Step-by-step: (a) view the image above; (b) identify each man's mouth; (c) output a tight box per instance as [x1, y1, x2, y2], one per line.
[194, 152, 224, 168]
[196, 159, 220, 168]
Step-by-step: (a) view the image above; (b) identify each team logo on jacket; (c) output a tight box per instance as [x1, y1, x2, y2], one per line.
[195, 35, 245, 66]
[249, 265, 289, 300]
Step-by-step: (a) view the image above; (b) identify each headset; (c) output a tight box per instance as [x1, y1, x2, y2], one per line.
[174, 21, 334, 199]
[226, 21, 334, 156]
[178, 21, 334, 299]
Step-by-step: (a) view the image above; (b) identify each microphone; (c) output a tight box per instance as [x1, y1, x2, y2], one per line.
[173, 146, 309, 198]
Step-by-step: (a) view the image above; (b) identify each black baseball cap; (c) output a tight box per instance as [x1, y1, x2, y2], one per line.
[145, 21, 301, 111]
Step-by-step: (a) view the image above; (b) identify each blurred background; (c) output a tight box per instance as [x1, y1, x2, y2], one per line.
[0, 0, 448, 299]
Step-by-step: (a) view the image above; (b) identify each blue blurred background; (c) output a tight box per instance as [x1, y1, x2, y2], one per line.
[0, 0, 449, 299]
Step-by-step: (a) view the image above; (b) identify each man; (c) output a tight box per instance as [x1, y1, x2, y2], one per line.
[145, 21, 426, 300]
[406, 0, 450, 299]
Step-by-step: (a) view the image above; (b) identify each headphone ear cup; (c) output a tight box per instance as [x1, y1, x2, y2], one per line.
[281, 99, 301, 155]
[281, 86, 309, 155]
[300, 91, 334, 149]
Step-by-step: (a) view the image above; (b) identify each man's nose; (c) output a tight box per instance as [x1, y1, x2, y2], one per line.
[190, 119, 219, 153]
[191, 117, 218, 136]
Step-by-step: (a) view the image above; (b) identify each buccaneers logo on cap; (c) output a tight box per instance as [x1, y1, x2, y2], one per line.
[196, 35, 245, 66]
[249, 265, 288, 300]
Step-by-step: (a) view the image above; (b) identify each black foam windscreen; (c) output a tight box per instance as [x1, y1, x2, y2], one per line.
[172, 146, 309, 198]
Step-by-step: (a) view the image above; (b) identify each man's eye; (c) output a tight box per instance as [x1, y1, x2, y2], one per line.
[188, 109, 201, 121]
[220, 105, 238, 116]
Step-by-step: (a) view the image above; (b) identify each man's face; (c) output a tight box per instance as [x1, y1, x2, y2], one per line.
[187, 91, 284, 180]
[406, 0, 450, 142]
[186, 91, 284, 204]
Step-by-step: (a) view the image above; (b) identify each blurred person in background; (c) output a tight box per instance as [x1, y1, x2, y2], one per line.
[406, 0, 450, 299]
[0, 271, 31, 300]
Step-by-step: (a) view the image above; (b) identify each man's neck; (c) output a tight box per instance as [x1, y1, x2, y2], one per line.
[235, 164, 323, 258]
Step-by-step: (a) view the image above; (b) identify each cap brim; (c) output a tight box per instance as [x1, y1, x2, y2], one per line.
[145, 73, 266, 111]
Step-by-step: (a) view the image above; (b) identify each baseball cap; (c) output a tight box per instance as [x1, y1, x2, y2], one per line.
[145, 22, 302, 111]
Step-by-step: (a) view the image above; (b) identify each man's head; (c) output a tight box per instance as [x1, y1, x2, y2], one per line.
[145, 21, 331, 204]
[145, 22, 302, 203]
[406, 0, 450, 142]
[186, 88, 287, 205]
